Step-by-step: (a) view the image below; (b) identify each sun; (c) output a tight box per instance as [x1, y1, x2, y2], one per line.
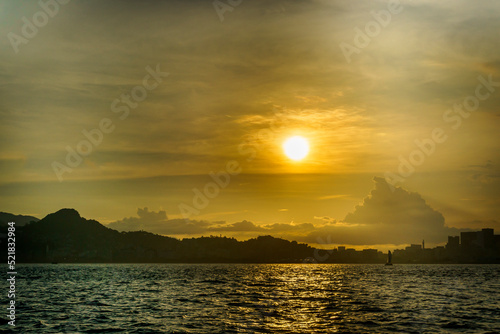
[283, 136, 310, 161]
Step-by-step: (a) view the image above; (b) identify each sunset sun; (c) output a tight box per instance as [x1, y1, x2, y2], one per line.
[283, 136, 310, 161]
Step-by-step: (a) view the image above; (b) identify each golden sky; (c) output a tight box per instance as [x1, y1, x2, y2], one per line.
[1, 0, 499, 250]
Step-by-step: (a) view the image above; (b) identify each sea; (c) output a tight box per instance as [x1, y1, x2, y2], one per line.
[1, 264, 499, 333]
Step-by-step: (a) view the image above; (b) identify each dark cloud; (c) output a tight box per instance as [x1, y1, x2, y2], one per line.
[108, 209, 317, 236]
[106, 207, 210, 235]
[106, 207, 166, 232]
[208, 220, 264, 232]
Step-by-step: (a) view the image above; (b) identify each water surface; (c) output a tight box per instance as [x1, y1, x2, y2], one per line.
[2, 264, 499, 333]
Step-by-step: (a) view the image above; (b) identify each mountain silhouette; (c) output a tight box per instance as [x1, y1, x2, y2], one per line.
[7, 208, 497, 264]
[0, 212, 39, 227]
[13, 208, 313, 263]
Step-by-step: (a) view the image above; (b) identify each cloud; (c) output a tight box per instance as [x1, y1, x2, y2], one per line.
[207, 221, 316, 234]
[108, 208, 317, 236]
[106, 207, 210, 235]
[344, 177, 445, 228]
[317, 195, 350, 200]
[106, 207, 167, 231]
[208, 220, 264, 232]
[105, 176, 464, 246]
[265, 222, 316, 233]
[302, 177, 460, 245]
[2, 0, 500, 185]
[467, 160, 500, 185]
[137, 207, 167, 221]
[314, 216, 338, 224]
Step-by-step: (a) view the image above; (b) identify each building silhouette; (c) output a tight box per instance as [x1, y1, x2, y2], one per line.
[460, 228, 495, 249]
[391, 228, 500, 264]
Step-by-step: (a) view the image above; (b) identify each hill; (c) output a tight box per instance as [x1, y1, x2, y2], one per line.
[12, 208, 314, 263]
[0, 212, 39, 227]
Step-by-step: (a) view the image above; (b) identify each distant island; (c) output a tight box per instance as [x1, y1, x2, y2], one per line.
[1, 209, 499, 264]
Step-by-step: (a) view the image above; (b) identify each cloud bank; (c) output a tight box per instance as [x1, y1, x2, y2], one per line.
[107, 177, 462, 246]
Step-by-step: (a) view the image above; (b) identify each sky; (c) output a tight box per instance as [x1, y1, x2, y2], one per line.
[1, 0, 500, 250]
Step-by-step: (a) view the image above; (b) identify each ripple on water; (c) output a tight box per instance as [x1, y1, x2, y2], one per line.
[4, 264, 499, 333]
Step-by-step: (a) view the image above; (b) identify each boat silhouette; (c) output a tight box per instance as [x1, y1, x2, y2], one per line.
[385, 250, 393, 266]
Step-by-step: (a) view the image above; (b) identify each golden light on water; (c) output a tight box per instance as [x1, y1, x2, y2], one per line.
[283, 136, 310, 161]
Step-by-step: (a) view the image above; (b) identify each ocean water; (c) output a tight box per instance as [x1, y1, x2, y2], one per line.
[2, 264, 499, 333]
